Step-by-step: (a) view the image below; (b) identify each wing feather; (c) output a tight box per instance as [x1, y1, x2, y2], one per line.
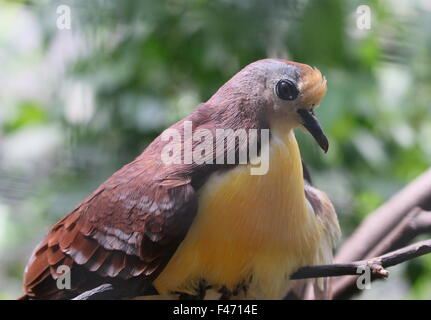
[22, 158, 199, 299]
[22, 105, 265, 300]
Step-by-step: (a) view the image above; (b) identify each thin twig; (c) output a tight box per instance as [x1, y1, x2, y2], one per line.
[72, 239, 431, 299]
[291, 238, 431, 280]
[72, 284, 115, 300]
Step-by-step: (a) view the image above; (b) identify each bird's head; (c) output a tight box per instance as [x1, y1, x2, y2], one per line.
[210, 59, 329, 152]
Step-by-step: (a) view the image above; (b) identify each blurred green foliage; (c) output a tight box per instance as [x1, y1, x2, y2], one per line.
[0, 0, 431, 299]
[3, 102, 49, 134]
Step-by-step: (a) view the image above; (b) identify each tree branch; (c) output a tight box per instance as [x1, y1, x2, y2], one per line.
[332, 208, 431, 298]
[334, 169, 431, 265]
[331, 169, 431, 299]
[368, 208, 431, 255]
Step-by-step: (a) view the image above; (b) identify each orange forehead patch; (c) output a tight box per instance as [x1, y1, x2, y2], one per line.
[276, 60, 327, 107]
[296, 64, 327, 107]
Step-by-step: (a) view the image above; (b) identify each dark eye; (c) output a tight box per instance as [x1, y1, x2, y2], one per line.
[275, 80, 299, 101]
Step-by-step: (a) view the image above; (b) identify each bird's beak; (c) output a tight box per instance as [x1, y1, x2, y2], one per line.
[297, 109, 329, 153]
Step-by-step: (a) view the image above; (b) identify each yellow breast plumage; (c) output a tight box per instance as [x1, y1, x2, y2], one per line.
[154, 126, 326, 299]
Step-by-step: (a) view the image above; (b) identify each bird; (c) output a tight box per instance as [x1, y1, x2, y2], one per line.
[21, 58, 340, 300]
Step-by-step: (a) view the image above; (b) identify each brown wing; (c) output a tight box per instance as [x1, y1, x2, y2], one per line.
[21, 98, 268, 300]
[22, 156, 198, 300]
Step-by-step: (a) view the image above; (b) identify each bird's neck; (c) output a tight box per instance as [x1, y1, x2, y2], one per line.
[269, 117, 298, 140]
[266, 119, 320, 238]
[268, 119, 306, 214]
[268, 119, 303, 175]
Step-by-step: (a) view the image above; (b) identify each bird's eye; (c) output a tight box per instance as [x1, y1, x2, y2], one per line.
[275, 80, 299, 101]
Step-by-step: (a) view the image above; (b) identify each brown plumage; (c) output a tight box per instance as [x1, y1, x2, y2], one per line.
[21, 59, 339, 300]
